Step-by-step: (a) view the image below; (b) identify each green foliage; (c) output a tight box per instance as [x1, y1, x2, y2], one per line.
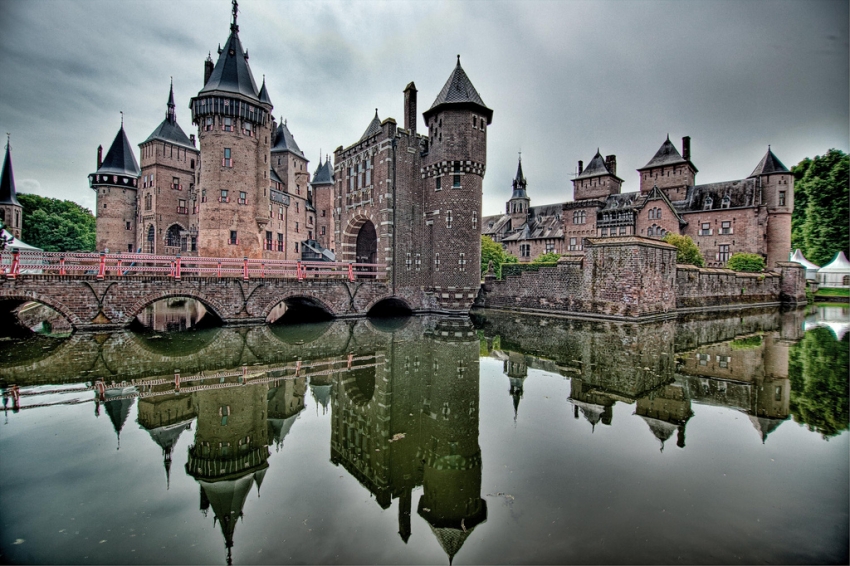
[814, 287, 850, 298]
[730, 334, 762, 350]
[18, 193, 96, 252]
[662, 233, 705, 267]
[792, 149, 849, 266]
[501, 262, 557, 278]
[726, 252, 766, 272]
[481, 235, 519, 279]
[788, 326, 849, 438]
[532, 252, 562, 264]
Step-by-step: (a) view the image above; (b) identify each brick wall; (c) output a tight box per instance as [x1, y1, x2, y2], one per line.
[95, 185, 138, 253]
[675, 265, 781, 309]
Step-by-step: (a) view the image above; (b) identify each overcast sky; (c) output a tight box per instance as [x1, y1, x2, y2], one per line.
[0, 0, 847, 216]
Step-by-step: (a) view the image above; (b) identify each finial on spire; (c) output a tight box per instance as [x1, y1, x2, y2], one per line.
[120, 111, 124, 128]
[518, 151, 521, 162]
[5, 133, 9, 150]
[457, 54, 461, 65]
[666, 133, 670, 141]
[375, 108, 379, 117]
[231, 0, 239, 31]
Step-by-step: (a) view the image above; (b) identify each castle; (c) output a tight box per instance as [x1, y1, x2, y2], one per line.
[89, 1, 490, 313]
[484, 137, 794, 269]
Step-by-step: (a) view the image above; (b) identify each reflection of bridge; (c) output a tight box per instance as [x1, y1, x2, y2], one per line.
[0, 249, 412, 332]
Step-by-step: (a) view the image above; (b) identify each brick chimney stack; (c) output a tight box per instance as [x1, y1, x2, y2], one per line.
[97, 145, 103, 169]
[403, 82, 417, 134]
[578, 160, 583, 175]
[605, 154, 617, 176]
[682, 136, 691, 161]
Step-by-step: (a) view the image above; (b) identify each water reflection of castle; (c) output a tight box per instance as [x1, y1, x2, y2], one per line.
[477, 309, 803, 449]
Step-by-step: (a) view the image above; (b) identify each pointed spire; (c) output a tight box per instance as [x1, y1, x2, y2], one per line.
[166, 78, 176, 123]
[92, 124, 140, 178]
[639, 136, 692, 171]
[749, 146, 789, 177]
[360, 109, 383, 141]
[424, 57, 493, 124]
[231, 0, 239, 33]
[0, 136, 20, 207]
[198, 1, 261, 101]
[511, 153, 528, 199]
[258, 75, 271, 105]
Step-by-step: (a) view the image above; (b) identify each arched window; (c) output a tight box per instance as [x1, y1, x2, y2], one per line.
[656, 207, 662, 220]
[647, 226, 654, 236]
[573, 210, 586, 224]
[145, 225, 155, 254]
[165, 224, 183, 248]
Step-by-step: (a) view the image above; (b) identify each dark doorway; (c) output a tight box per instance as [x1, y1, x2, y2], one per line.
[145, 225, 155, 254]
[355, 221, 377, 278]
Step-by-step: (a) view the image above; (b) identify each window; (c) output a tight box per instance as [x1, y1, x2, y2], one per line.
[219, 189, 229, 203]
[294, 242, 299, 253]
[778, 191, 786, 206]
[321, 226, 326, 236]
[296, 202, 299, 213]
[127, 243, 133, 252]
[718, 244, 730, 262]
[619, 226, 627, 235]
[434, 253, 440, 269]
[600, 227, 608, 236]
[172, 177, 181, 190]
[720, 221, 732, 235]
[446, 210, 452, 228]
[205, 117, 213, 131]
[406, 252, 412, 270]
[703, 197, 713, 210]
[229, 231, 238, 245]
[125, 221, 131, 230]
[699, 222, 712, 236]
[277, 233, 283, 251]
[453, 163, 461, 188]
[568, 237, 578, 251]
[721, 196, 731, 209]
[546, 242, 555, 253]
[223, 117, 232, 132]
[458, 252, 466, 270]
[718, 355, 730, 369]
[223, 148, 232, 167]
[144, 193, 152, 210]
[520, 244, 530, 258]
[436, 176, 442, 191]
[243, 122, 252, 136]
[308, 230, 313, 240]
[295, 222, 299, 232]
[177, 199, 188, 214]
[278, 207, 284, 220]
[238, 191, 247, 205]
[472, 211, 478, 229]
[265, 231, 272, 251]
[365, 161, 371, 186]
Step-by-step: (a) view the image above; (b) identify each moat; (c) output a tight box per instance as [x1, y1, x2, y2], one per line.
[0, 306, 847, 564]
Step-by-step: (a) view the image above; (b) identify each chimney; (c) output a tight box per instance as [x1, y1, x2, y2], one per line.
[578, 160, 583, 175]
[403, 82, 417, 134]
[605, 155, 617, 176]
[682, 136, 691, 161]
[204, 54, 214, 87]
[189, 134, 196, 147]
[97, 145, 103, 169]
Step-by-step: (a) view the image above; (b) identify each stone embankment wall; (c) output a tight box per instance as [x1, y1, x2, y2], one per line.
[477, 237, 806, 320]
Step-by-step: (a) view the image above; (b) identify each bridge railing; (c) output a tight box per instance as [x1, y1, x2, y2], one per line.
[1, 249, 386, 282]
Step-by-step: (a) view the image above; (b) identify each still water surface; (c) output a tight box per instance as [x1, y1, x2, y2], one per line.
[0, 307, 847, 564]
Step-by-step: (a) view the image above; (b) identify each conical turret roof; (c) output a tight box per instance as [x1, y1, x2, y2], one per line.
[511, 156, 528, 199]
[271, 120, 305, 158]
[360, 109, 383, 141]
[424, 56, 492, 124]
[198, 7, 264, 105]
[258, 77, 272, 105]
[639, 136, 696, 172]
[94, 126, 141, 178]
[143, 83, 196, 150]
[311, 157, 334, 186]
[0, 142, 20, 206]
[576, 150, 621, 180]
[749, 147, 789, 177]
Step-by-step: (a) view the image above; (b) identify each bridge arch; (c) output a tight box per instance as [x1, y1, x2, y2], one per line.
[0, 290, 83, 331]
[263, 293, 336, 323]
[126, 291, 227, 326]
[365, 296, 413, 318]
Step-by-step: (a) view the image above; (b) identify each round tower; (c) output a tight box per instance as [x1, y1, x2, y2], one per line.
[422, 56, 493, 310]
[749, 147, 793, 269]
[190, 1, 273, 259]
[88, 120, 141, 253]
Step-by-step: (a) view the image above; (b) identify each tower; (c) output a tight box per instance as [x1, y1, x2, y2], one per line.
[88, 120, 141, 253]
[310, 156, 335, 252]
[572, 150, 623, 200]
[638, 136, 697, 200]
[0, 136, 23, 240]
[421, 56, 493, 309]
[270, 119, 310, 259]
[507, 156, 530, 230]
[749, 147, 793, 269]
[138, 81, 200, 254]
[190, 1, 274, 259]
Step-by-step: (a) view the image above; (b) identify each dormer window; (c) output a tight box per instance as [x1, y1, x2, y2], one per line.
[704, 197, 713, 210]
[721, 196, 730, 209]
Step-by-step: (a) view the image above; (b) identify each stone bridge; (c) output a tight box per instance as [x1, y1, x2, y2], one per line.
[0, 275, 399, 332]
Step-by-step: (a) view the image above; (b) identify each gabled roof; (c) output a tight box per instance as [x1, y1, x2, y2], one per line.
[95, 126, 141, 178]
[575, 150, 623, 181]
[360, 109, 383, 141]
[271, 120, 305, 158]
[639, 136, 696, 172]
[511, 157, 528, 199]
[198, 20, 262, 103]
[311, 157, 333, 186]
[143, 82, 196, 151]
[640, 185, 687, 226]
[749, 147, 789, 177]
[423, 56, 493, 124]
[0, 143, 20, 206]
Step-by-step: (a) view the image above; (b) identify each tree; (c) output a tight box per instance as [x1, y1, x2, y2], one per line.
[726, 252, 765, 272]
[481, 235, 518, 279]
[531, 251, 561, 264]
[792, 149, 849, 266]
[662, 233, 704, 267]
[18, 193, 96, 252]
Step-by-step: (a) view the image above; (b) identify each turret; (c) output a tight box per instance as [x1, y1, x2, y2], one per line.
[572, 149, 623, 201]
[0, 136, 23, 240]
[422, 56, 493, 306]
[507, 155, 530, 230]
[310, 156, 335, 252]
[638, 135, 697, 200]
[88, 119, 141, 253]
[270, 119, 309, 259]
[749, 146, 793, 269]
[190, 0, 273, 259]
[138, 80, 200, 254]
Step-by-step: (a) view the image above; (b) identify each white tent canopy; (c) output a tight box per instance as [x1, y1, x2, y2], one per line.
[817, 251, 850, 288]
[2, 228, 40, 251]
[789, 249, 820, 281]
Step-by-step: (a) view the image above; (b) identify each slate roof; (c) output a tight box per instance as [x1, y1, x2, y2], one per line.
[482, 213, 512, 237]
[271, 120, 305, 158]
[0, 144, 20, 206]
[749, 147, 789, 177]
[198, 25, 261, 103]
[672, 178, 757, 213]
[639, 137, 696, 172]
[500, 203, 564, 242]
[424, 57, 493, 123]
[143, 83, 196, 151]
[258, 77, 272, 105]
[511, 158, 528, 199]
[311, 158, 333, 186]
[360, 110, 383, 141]
[270, 168, 283, 184]
[575, 151, 610, 179]
[94, 126, 141, 178]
